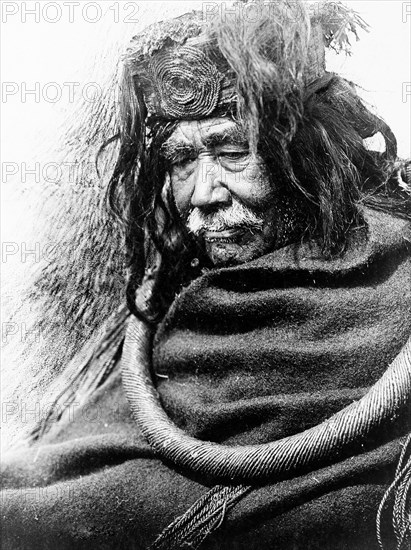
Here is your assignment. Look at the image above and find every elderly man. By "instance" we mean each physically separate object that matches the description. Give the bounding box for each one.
[2,1,410,549]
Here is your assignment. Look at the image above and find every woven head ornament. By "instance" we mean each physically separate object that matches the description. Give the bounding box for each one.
[123,1,368,125]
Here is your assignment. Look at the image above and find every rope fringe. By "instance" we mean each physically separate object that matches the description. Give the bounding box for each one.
[376,433,411,550]
[150,485,251,550]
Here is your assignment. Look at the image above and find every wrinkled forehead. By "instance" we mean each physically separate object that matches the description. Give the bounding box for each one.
[164,118,248,149]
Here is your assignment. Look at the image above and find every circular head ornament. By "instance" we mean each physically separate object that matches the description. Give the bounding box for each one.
[126,2,369,123]
[149,45,223,119]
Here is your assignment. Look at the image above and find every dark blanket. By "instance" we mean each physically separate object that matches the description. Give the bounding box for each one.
[1,208,411,550]
[153,210,411,446]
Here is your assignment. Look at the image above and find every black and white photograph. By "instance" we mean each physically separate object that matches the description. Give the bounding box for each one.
[1,1,410,548]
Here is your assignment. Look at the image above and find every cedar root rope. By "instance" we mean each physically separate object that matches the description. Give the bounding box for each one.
[121,314,411,482]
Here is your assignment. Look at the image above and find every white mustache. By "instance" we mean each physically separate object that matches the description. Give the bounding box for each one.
[187,200,264,235]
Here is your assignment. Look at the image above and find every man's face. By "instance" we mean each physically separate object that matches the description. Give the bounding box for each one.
[163,117,282,266]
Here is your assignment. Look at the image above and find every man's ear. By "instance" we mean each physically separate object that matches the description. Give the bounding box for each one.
[156,173,188,252]
[161,173,173,213]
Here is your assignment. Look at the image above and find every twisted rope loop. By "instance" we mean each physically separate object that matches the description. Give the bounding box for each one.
[121,315,411,482]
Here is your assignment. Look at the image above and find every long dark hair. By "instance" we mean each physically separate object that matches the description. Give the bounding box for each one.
[106,10,410,321]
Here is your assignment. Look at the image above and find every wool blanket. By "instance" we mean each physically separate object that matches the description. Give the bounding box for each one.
[1,208,411,549]
[152,210,411,448]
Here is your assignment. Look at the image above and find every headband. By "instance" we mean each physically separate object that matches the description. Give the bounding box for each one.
[124,1,368,121]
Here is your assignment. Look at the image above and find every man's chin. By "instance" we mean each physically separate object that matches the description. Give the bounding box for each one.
[205,240,263,266]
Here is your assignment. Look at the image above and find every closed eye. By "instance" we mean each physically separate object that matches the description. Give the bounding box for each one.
[161,141,197,168]
[218,151,249,161]
[171,155,197,168]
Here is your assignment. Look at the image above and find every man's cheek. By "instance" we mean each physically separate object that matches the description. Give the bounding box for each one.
[171,180,192,215]
[232,173,273,207]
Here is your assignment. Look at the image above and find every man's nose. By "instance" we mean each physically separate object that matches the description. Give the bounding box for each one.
[190,155,231,209]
